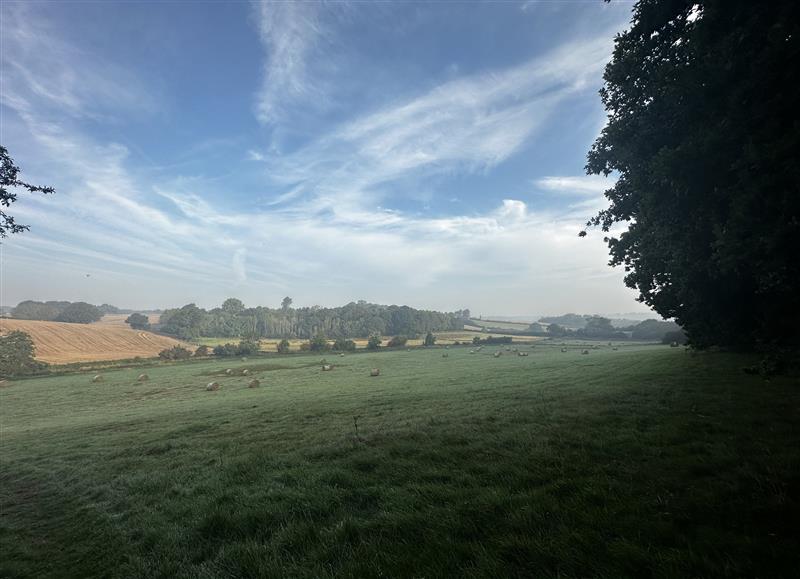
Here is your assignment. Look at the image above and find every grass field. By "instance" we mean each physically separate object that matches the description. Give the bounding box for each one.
[0,318,186,364]
[1,344,798,578]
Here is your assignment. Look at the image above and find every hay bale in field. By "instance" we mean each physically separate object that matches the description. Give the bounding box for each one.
[241,357,248,362]
[322,364,333,371]
[442,353,448,358]
[505,346,510,351]
[670,341,679,347]
[469,349,475,354]
[137,373,149,382]
[518,351,528,357]
[225,368,233,375]
[561,348,568,353]
[612,347,618,351]
[339,353,345,357]
[445,345,450,349]
[242,369,249,376]
[92,374,103,383]
[248,379,260,388]
[206,381,220,391]
[582,349,590,355]
[370,368,380,377]
[493,351,501,358]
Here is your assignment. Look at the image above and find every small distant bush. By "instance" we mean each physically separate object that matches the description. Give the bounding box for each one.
[333,338,356,351]
[0,331,48,377]
[366,336,381,350]
[308,334,330,352]
[423,332,436,346]
[387,336,408,348]
[125,313,151,330]
[194,345,210,357]
[213,343,236,357]
[473,336,512,345]
[276,339,291,354]
[236,339,261,356]
[213,340,259,357]
[158,345,192,361]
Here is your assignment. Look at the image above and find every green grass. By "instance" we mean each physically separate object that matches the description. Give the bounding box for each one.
[1,344,798,578]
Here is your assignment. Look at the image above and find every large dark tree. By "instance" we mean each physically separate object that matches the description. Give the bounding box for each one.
[0,146,54,238]
[584,0,799,349]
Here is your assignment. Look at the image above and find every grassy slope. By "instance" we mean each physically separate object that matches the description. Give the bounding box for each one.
[1,344,798,578]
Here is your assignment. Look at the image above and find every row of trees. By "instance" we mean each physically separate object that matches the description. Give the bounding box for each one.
[529,316,684,343]
[11,301,103,324]
[159,299,466,341]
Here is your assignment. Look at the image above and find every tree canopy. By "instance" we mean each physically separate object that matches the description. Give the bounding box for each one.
[584,0,799,350]
[0,331,47,377]
[0,146,54,238]
[125,313,151,331]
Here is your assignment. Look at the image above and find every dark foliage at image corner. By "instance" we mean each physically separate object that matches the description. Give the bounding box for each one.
[585,0,800,351]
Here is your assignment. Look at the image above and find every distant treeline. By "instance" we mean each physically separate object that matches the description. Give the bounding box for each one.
[159,299,467,340]
[529,316,685,343]
[9,301,160,323]
[10,301,103,324]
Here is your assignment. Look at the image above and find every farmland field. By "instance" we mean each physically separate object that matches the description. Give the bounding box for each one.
[191,330,542,352]
[0,318,186,364]
[1,344,798,578]
[468,318,532,332]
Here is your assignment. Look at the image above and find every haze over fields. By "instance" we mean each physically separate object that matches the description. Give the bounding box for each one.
[0,0,651,317]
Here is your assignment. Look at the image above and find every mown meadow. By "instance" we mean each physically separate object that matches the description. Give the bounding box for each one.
[1,343,798,578]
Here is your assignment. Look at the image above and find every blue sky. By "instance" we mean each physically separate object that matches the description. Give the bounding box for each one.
[1,0,650,317]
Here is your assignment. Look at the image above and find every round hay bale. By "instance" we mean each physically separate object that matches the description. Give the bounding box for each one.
[670,341,679,347]
[505,346,510,351]
[339,353,345,357]
[248,379,260,388]
[582,349,590,355]
[92,374,103,383]
[206,381,220,391]
[442,353,448,358]
[560,347,568,353]
[242,369,249,376]
[241,357,248,362]
[469,349,475,354]
[322,364,333,371]
[225,369,233,375]
[493,351,501,358]
[612,347,618,351]
[137,373,149,382]
[518,351,528,357]
[370,368,380,377]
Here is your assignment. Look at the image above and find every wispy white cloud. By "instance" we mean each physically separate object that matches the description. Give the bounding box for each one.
[535,175,614,196]
[254,0,329,125]
[0,3,155,120]
[252,30,616,216]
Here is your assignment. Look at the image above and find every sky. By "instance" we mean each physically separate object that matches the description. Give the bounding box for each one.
[0,0,651,317]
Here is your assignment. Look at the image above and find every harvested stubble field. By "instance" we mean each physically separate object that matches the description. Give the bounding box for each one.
[0,318,185,364]
[1,344,798,578]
